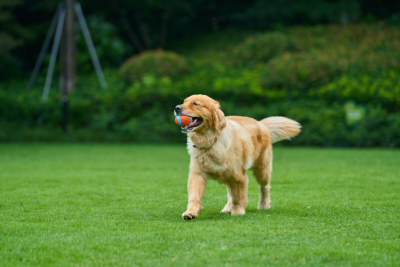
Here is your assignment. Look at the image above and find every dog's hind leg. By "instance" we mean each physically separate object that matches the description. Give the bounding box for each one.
[221,186,232,213]
[253,146,273,209]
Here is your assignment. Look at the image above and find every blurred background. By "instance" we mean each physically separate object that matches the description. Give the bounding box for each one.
[1,0,399,147]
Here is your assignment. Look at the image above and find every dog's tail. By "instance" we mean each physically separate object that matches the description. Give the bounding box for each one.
[261,116,301,144]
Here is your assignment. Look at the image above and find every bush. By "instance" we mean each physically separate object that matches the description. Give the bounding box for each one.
[234,32,297,66]
[352,108,400,148]
[2,23,400,147]
[120,50,189,84]
[259,49,347,92]
[225,100,400,148]
[2,71,400,147]
[313,71,400,112]
[260,24,400,92]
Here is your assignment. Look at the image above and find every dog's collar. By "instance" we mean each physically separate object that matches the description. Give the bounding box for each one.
[193,137,217,149]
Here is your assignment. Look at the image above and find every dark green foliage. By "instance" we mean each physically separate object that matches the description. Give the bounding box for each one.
[314,71,400,112]
[234,32,297,66]
[224,100,400,148]
[120,50,189,84]
[231,0,362,27]
[76,15,131,73]
[3,0,400,77]
[2,23,400,147]
[0,0,26,79]
[0,50,20,80]
[353,108,400,148]
[260,24,400,92]
[2,70,400,147]
[260,50,345,91]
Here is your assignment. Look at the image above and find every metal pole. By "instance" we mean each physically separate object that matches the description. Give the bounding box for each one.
[27,5,60,91]
[74,2,107,89]
[61,95,68,132]
[60,0,76,94]
[42,6,66,101]
[59,0,76,133]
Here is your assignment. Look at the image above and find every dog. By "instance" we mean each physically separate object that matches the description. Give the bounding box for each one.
[174,94,301,220]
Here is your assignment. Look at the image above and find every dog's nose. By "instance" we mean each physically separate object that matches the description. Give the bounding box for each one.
[174,105,183,114]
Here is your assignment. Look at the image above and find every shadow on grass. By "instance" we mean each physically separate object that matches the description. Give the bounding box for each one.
[174,206,318,222]
[141,203,322,224]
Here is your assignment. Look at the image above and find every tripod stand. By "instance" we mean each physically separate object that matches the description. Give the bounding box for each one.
[28,0,106,99]
[27,0,106,132]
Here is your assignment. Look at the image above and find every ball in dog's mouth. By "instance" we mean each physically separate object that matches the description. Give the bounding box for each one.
[181,117,203,132]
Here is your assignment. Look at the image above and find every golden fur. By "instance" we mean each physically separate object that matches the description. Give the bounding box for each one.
[176,95,301,220]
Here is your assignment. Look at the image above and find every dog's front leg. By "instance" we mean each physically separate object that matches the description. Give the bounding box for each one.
[228,174,248,215]
[182,171,206,220]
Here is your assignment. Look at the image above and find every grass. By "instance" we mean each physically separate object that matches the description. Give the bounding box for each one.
[1,144,399,266]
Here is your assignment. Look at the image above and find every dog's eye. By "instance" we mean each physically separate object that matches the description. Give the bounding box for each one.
[193,102,200,106]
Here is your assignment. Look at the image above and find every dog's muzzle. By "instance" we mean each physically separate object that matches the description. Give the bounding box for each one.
[174,105,183,115]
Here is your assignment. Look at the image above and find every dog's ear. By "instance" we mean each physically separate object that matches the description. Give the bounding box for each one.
[210,101,226,134]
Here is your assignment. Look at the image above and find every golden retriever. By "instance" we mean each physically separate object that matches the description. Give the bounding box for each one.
[174,94,301,220]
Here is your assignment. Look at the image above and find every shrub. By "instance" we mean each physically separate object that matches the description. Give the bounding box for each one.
[2,24,400,147]
[226,100,400,148]
[259,49,348,91]
[120,50,189,84]
[234,32,297,66]
[352,108,400,148]
[259,24,400,92]
[313,71,400,112]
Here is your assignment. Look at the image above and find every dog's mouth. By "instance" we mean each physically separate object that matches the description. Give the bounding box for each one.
[181,116,203,133]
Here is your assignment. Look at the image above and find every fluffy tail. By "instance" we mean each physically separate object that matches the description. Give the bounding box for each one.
[261,116,301,144]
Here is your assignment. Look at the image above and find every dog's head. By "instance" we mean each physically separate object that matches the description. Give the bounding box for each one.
[174,94,226,135]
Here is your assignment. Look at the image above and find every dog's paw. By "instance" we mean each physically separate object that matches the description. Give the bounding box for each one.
[220,202,232,213]
[182,210,198,220]
[220,207,231,213]
[257,202,270,210]
[230,207,245,216]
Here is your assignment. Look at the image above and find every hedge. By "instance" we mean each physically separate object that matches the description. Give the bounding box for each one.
[1,23,400,147]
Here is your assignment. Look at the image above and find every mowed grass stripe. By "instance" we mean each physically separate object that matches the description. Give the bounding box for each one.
[0,144,399,266]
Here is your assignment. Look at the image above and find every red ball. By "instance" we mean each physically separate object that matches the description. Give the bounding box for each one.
[175,116,192,126]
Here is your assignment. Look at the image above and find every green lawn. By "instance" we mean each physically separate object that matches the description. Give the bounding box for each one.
[1,144,399,266]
